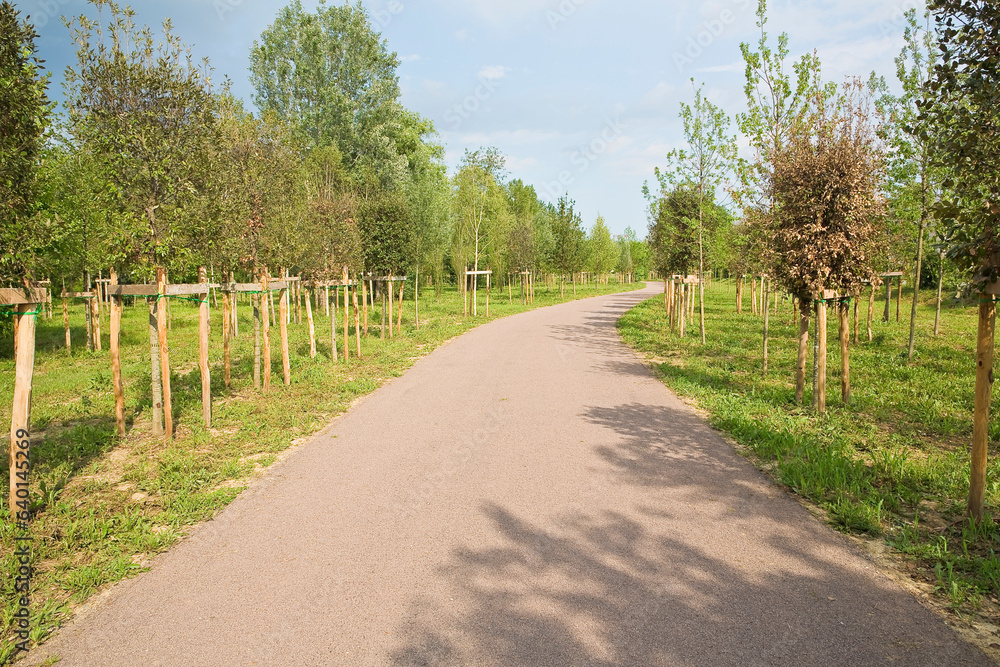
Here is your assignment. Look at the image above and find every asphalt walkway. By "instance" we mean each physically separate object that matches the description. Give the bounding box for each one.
[25,283,991,666]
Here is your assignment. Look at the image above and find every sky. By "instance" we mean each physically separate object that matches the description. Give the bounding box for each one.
[25,0,925,236]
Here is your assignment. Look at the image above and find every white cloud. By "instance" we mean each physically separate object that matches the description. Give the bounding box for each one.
[400,54,421,63]
[478,65,507,80]
[455,28,469,42]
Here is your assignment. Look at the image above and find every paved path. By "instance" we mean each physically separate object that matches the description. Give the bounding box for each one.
[26,284,990,666]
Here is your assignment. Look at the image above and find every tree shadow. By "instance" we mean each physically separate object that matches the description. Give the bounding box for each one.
[389,399,990,666]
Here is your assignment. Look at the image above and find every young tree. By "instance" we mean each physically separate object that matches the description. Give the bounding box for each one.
[588,215,618,282]
[250,0,411,192]
[924,0,1000,521]
[657,81,738,343]
[770,79,886,405]
[550,195,585,297]
[0,1,51,285]
[452,148,511,310]
[64,0,218,276]
[876,10,948,361]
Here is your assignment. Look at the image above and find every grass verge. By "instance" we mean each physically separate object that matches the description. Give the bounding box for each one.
[0,279,642,664]
[617,281,1000,652]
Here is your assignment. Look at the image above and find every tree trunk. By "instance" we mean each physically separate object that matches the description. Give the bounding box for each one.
[934,251,945,336]
[795,299,810,405]
[908,220,926,361]
[840,298,851,405]
[253,294,261,388]
[762,278,770,374]
[110,269,125,437]
[156,267,173,439]
[969,298,996,522]
[197,267,212,427]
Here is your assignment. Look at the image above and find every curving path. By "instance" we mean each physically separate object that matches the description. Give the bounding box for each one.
[26,284,990,666]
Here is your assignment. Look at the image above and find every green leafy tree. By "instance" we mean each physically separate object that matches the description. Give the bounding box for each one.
[656,80,738,343]
[550,195,585,297]
[250,0,411,192]
[924,0,1000,521]
[452,148,511,299]
[64,0,218,276]
[875,9,949,360]
[0,1,51,285]
[588,215,617,280]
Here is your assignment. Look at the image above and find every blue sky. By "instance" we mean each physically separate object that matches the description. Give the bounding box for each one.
[26,0,924,236]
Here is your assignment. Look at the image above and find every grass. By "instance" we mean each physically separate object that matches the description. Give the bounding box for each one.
[0,277,642,664]
[617,280,1000,633]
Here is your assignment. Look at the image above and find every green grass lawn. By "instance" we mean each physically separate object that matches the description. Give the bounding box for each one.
[618,280,1000,631]
[0,278,642,664]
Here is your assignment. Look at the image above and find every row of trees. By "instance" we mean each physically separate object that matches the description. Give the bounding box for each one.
[1,0,647,303]
[645,0,1000,519]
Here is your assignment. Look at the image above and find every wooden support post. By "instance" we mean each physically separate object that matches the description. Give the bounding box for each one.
[353,283,361,359]
[763,278,770,374]
[816,297,828,414]
[853,295,860,344]
[397,280,403,334]
[262,271,272,394]
[156,268,173,440]
[330,287,339,362]
[198,267,212,426]
[362,279,369,335]
[62,294,70,354]
[9,302,37,519]
[84,272,93,352]
[306,287,316,359]
[325,285,330,318]
[485,273,490,317]
[231,273,239,338]
[896,277,903,323]
[295,277,302,325]
[148,298,163,435]
[381,287,387,340]
[884,278,892,323]
[388,278,395,338]
[110,269,125,437]
[679,284,686,338]
[969,297,996,522]
[279,286,291,386]
[253,293,261,389]
[839,298,851,405]
[795,299,810,405]
[223,286,232,389]
[343,275,350,362]
[269,288,276,328]
[868,284,876,342]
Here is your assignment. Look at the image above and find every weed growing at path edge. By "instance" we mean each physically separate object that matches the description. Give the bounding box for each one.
[0,281,642,663]
[618,281,1000,638]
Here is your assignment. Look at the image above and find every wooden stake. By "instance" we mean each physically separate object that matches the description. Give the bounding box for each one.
[816,297,828,414]
[279,286,291,386]
[868,283,876,342]
[762,278,770,374]
[795,299,810,405]
[156,268,173,440]
[839,298,851,405]
[253,293,261,389]
[343,273,350,361]
[398,280,404,333]
[896,277,903,323]
[969,298,996,522]
[485,273,490,317]
[362,279,369,335]
[381,287,387,340]
[198,267,212,427]
[62,294,70,354]
[388,277,395,338]
[884,278,892,323]
[8,302,37,519]
[148,298,163,435]
[306,287,316,358]
[354,283,361,359]
[84,272,93,352]
[853,295,860,344]
[110,269,125,437]
[262,272,272,394]
[223,286,231,390]
[330,287,338,362]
